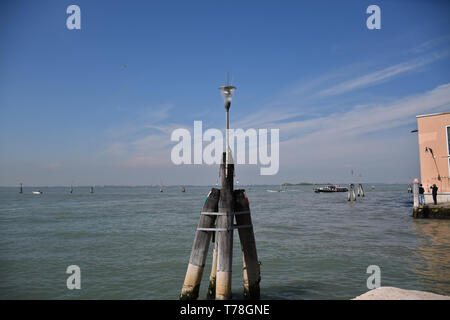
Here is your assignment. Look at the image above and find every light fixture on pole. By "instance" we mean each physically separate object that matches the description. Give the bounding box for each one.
[218,85,236,176]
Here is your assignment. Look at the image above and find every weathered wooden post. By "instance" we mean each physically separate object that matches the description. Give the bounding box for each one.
[206,239,218,299]
[216,152,234,300]
[234,189,260,299]
[358,184,365,197]
[413,180,419,208]
[348,184,356,201]
[180,188,220,300]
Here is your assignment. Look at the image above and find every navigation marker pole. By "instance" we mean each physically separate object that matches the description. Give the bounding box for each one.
[180,81,260,300]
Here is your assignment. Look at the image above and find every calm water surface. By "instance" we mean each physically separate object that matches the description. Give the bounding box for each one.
[0,184,449,299]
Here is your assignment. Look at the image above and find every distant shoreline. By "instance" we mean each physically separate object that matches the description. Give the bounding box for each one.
[0,182,410,188]
[282,182,333,186]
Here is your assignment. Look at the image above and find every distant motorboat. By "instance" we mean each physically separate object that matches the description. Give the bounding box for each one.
[314,185,348,193]
[266,185,286,193]
[32,191,43,195]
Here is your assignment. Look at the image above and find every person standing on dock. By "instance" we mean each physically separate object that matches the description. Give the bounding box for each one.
[419,184,425,205]
[430,184,438,205]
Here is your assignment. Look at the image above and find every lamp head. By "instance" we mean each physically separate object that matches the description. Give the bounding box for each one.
[218,85,236,110]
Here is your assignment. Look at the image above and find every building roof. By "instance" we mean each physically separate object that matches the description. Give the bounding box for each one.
[416,111,450,118]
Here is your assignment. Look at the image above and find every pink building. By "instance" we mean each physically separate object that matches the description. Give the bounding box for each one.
[417,112,450,203]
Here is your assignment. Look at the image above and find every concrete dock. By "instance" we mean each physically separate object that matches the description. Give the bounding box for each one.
[413,203,450,219]
[353,287,450,300]
[412,182,450,219]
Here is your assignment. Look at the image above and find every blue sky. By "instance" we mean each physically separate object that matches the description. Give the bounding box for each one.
[1,0,450,186]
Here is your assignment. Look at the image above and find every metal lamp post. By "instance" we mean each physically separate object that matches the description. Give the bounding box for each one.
[218,85,236,176]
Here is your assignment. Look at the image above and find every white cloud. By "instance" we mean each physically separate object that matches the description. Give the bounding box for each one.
[408,35,450,54]
[318,51,449,97]
[267,83,450,147]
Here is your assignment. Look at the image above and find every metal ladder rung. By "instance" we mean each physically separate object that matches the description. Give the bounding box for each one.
[200,211,250,216]
[197,224,253,232]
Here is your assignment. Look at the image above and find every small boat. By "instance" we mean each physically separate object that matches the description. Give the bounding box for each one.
[90,186,94,193]
[32,191,43,195]
[314,185,348,193]
[267,185,286,193]
[181,187,185,192]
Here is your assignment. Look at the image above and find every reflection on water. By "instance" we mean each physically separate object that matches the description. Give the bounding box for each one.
[412,220,450,295]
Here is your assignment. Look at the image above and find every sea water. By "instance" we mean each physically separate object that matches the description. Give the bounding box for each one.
[0,184,449,299]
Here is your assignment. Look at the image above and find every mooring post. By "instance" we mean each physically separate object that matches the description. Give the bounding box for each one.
[413,180,419,208]
[348,184,356,201]
[234,189,260,299]
[180,188,220,300]
[359,184,365,197]
[181,82,261,300]
[206,240,218,299]
[216,152,234,300]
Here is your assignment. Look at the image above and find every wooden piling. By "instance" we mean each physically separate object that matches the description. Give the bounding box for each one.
[215,152,234,300]
[348,184,356,201]
[234,189,260,299]
[180,188,220,300]
[413,181,419,208]
[206,240,218,299]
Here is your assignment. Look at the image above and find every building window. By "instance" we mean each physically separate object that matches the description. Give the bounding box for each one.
[447,126,450,177]
[447,126,450,153]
